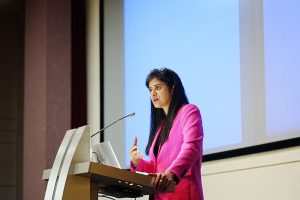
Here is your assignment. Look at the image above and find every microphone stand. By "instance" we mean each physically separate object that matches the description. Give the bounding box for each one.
[91,112,135,138]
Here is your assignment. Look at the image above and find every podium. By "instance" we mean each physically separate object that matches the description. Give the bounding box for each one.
[42,126,174,200]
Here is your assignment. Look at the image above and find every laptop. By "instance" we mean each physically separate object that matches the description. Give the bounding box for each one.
[91,141,122,169]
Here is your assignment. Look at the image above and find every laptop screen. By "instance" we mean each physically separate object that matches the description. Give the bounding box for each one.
[91,141,121,169]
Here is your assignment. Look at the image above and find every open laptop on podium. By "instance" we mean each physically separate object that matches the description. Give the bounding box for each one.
[91,141,122,169]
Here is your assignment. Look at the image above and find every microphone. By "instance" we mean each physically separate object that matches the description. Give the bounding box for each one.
[91,112,135,137]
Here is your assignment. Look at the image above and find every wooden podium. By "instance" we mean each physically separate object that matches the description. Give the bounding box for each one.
[42,126,174,200]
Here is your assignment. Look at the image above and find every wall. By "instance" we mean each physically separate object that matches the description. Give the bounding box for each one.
[0,14,23,200]
[87,0,100,145]
[23,0,72,199]
[202,146,300,200]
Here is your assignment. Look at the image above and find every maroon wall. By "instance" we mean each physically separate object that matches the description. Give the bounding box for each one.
[23,0,71,199]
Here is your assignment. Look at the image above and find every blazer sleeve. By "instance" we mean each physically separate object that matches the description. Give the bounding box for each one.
[166,104,203,181]
[130,158,156,173]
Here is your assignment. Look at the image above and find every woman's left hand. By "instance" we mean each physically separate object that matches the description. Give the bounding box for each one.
[150,171,176,192]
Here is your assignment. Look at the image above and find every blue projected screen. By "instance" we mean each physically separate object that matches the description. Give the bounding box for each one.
[264,0,300,137]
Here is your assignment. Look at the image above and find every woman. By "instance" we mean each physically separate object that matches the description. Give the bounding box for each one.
[130,68,204,200]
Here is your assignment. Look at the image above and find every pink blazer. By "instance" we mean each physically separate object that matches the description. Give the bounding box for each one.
[131,104,204,200]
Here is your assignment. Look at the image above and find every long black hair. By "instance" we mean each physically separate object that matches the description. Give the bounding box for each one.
[145,68,189,155]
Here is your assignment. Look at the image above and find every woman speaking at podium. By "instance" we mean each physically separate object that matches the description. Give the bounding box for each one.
[129,68,204,200]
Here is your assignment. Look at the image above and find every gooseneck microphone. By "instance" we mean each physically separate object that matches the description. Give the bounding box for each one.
[91,112,135,138]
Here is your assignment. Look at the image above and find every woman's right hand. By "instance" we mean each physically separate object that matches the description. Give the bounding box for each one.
[130,136,143,167]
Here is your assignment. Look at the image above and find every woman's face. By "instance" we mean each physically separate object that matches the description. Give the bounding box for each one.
[148,78,172,114]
